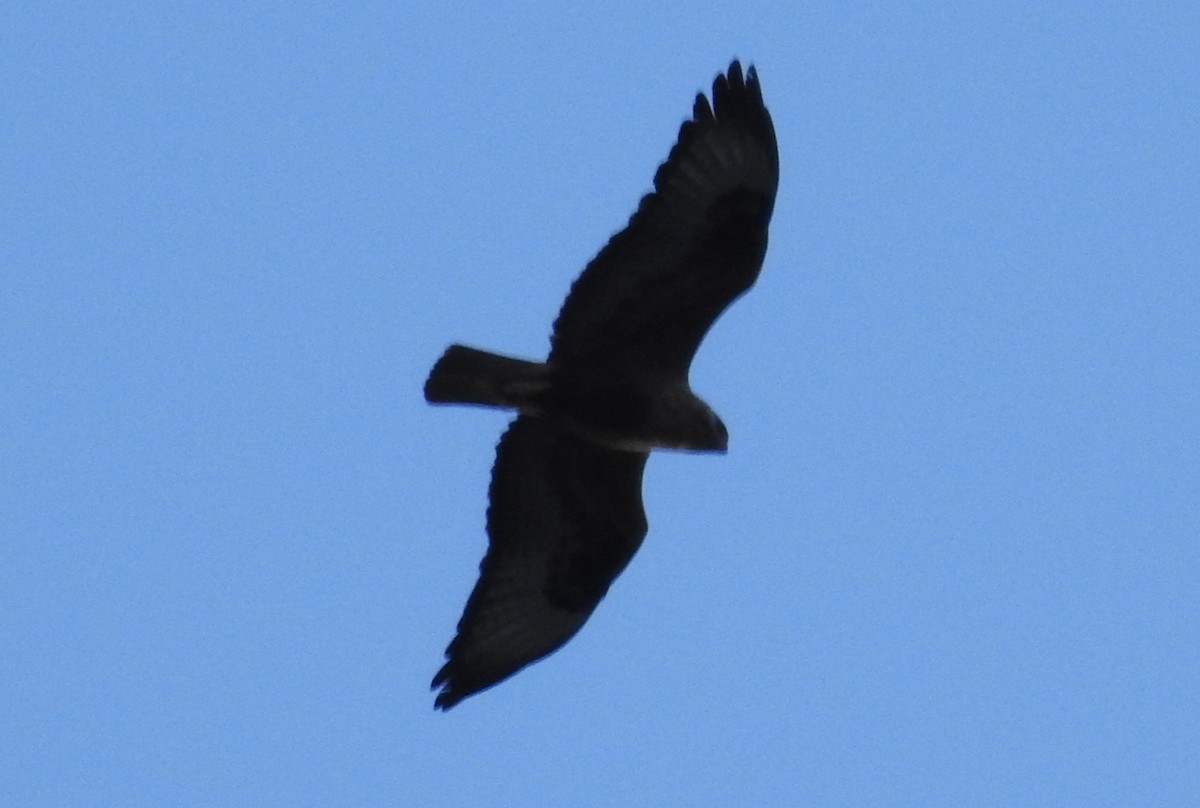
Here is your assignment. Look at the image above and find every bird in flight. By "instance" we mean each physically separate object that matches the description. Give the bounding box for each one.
[425,60,779,710]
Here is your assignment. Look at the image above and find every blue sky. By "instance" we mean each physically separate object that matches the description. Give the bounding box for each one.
[3,2,1198,805]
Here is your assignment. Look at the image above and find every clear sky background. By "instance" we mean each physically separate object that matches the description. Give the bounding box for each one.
[3,2,1198,806]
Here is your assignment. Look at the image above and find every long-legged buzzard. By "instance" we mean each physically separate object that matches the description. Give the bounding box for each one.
[424,61,779,710]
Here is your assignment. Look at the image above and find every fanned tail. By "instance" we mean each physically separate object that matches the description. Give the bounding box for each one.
[424,344,549,410]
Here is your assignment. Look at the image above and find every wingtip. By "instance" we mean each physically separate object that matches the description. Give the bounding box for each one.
[431,664,464,711]
[432,691,460,711]
[726,58,745,86]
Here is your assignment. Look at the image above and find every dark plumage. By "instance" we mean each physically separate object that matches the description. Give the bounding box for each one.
[425,60,779,709]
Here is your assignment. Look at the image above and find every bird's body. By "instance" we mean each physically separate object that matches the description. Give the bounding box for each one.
[425,61,779,710]
[426,344,725,453]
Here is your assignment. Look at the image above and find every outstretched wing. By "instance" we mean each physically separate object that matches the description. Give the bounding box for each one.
[432,417,649,710]
[548,60,779,378]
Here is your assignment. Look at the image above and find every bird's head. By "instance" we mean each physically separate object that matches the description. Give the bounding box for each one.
[666,396,728,453]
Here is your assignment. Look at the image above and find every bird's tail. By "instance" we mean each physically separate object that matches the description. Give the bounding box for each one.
[424,344,550,410]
